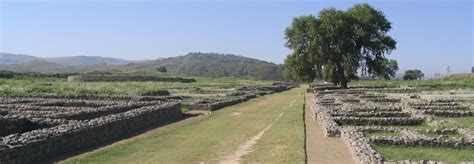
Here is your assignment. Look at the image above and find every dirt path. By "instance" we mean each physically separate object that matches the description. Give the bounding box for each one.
[305,92,355,164]
[220,99,297,164]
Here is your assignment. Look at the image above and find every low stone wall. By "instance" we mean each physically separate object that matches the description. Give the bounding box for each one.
[311,85,474,163]
[409,100,473,117]
[0,94,185,102]
[330,111,410,118]
[342,104,402,112]
[67,75,196,83]
[0,102,182,163]
[369,136,473,148]
[342,126,474,163]
[3,101,162,120]
[312,104,341,137]
[191,84,296,111]
[333,116,423,126]
[341,127,384,163]
[313,93,342,137]
[422,110,474,117]
[188,96,250,111]
[0,117,66,137]
[367,128,473,148]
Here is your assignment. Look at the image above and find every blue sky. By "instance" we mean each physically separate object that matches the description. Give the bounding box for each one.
[0,0,472,76]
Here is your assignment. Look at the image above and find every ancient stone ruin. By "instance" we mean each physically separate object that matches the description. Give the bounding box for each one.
[310,84,474,163]
[0,97,182,163]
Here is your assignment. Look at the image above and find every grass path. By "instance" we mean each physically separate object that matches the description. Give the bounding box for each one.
[236,97,305,163]
[62,87,305,163]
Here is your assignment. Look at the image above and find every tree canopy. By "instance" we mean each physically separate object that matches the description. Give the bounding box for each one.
[403,69,424,80]
[283,3,397,88]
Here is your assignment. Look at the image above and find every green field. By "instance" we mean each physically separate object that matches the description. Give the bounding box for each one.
[373,144,474,163]
[0,75,272,96]
[62,87,305,163]
[350,73,474,90]
[2,72,473,163]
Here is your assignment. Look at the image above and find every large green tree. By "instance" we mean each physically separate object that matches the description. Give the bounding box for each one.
[284,4,397,88]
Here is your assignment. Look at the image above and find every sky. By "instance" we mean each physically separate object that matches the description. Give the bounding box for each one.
[0,0,473,76]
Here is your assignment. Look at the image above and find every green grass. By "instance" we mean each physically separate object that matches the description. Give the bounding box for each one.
[430,116,474,131]
[373,144,474,163]
[363,131,402,137]
[419,130,464,139]
[62,87,305,163]
[240,91,305,163]
[350,73,474,90]
[0,76,272,96]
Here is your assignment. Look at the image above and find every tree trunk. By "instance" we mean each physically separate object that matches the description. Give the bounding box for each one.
[341,79,348,89]
[335,62,348,89]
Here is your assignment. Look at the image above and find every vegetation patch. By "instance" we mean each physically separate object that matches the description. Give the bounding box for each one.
[240,91,305,163]
[373,144,474,163]
[67,75,196,83]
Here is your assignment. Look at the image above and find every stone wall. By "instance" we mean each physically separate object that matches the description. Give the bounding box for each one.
[188,96,250,111]
[2,100,162,120]
[0,94,185,101]
[0,103,182,163]
[315,107,341,137]
[0,117,66,137]
[190,84,297,111]
[310,85,474,163]
[341,127,384,163]
[333,116,423,126]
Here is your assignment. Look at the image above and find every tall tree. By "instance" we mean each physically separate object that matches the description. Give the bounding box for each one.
[284,3,396,88]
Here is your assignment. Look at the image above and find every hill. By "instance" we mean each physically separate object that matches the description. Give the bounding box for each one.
[120,53,284,80]
[0,60,77,73]
[0,52,284,80]
[0,53,41,65]
[0,52,131,66]
[46,56,130,66]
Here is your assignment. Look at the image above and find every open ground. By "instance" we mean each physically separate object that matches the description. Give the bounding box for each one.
[62,87,306,163]
[1,73,473,163]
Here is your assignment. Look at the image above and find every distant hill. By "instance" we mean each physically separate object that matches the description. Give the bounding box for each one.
[0,52,131,66]
[120,53,284,80]
[0,52,284,80]
[0,53,41,65]
[0,60,76,73]
[45,56,130,66]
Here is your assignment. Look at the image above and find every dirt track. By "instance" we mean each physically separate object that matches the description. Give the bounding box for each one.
[305,93,355,164]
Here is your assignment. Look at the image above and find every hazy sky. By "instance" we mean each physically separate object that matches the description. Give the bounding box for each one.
[0,0,473,76]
